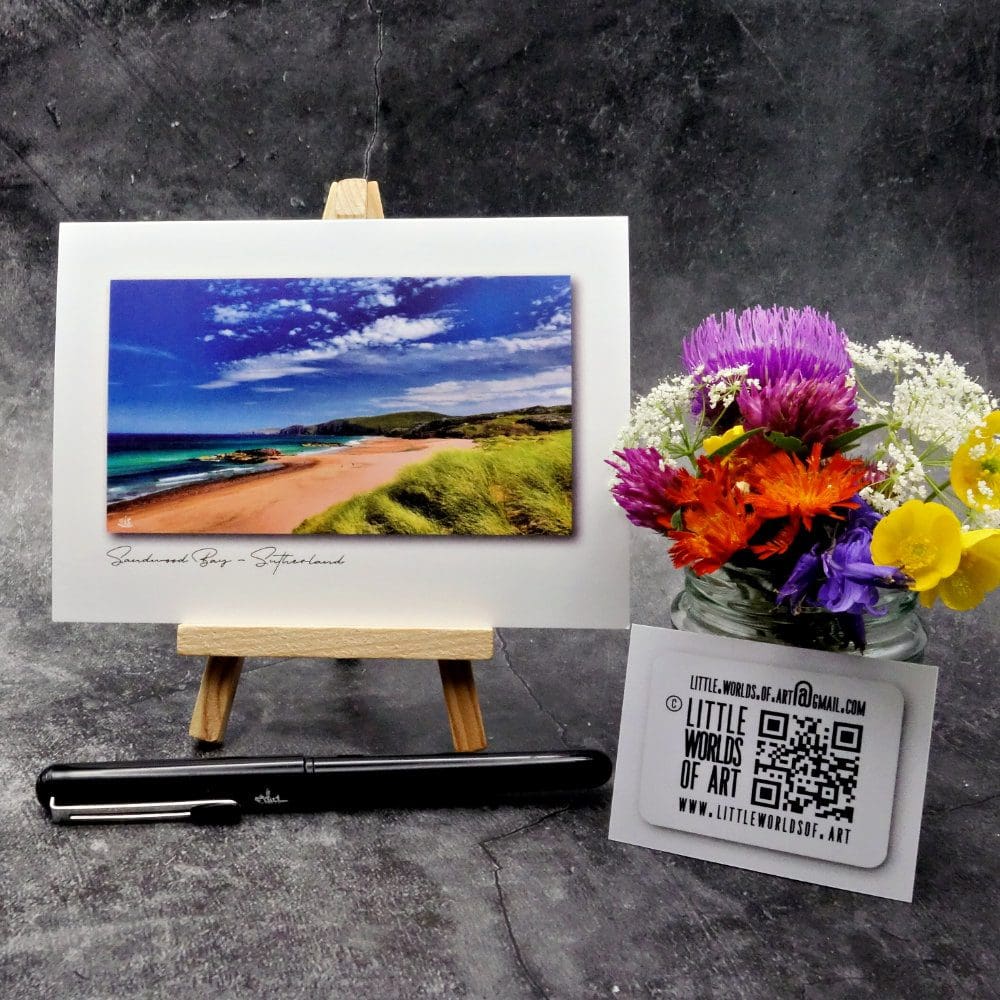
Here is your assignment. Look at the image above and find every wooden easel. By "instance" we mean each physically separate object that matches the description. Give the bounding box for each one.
[179,179,493,753]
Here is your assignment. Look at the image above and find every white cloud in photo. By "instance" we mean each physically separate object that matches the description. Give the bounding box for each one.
[477,330,571,355]
[205,278,474,334]
[291,277,395,298]
[531,284,571,307]
[211,303,254,324]
[304,318,572,379]
[111,342,179,361]
[207,327,250,342]
[197,360,324,389]
[380,327,570,367]
[543,308,571,330]
[357,292,398,309]
[377,366,572,412]
[418,277,465,289]
[252,386,295,393]
[197,314,451,389]
[210,297,315,326]
[360,315,447,343]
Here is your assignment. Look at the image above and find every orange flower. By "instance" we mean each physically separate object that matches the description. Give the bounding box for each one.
[668,497,762,575]
[747,444,869,557]
[665,457,762,574]
[724,434,779,482]
[663,455,733,509]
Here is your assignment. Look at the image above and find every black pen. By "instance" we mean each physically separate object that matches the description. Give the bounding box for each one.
[36,749,613,825]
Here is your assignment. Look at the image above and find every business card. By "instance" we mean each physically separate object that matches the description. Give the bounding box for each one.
[639,657,903,868]
[609,626,938,901]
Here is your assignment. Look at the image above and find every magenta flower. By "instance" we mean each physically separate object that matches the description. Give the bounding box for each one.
[682,305,858,442]
[606,447,679,535]
[737,373,858,445]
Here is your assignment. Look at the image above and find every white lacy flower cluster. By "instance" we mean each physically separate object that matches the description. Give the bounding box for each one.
[969,504,1000,530]
[618,364,760,458]
[849,338,996,449]
[617,365,758,462]
[863,440,927,514]
[617,373,697,458]
[848,338,998,513]
[703,364,757,411]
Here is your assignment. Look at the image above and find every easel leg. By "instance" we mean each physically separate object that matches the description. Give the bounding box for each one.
[438,659,487,752]
[189,655,245,745]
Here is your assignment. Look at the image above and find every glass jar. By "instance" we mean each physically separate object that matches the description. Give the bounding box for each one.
[669,563,927,661]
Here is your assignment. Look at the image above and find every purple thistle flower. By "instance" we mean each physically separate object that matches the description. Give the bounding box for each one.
[737,373,857,445]
[606,447,679,535]
[684,305,853,383]
[683,305,858,441]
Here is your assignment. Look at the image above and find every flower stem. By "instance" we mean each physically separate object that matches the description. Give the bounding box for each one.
[923,475,951,502]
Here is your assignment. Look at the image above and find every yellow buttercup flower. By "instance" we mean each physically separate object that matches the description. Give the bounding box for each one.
[952,410,1000,511]
[704,424,746,456]
[920,529,1000,611]
[870,499,963,591]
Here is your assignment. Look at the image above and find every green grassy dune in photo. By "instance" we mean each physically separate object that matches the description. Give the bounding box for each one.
[293,430,573,536]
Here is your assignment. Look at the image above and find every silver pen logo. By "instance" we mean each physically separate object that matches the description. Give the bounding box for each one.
[254,787,289,806]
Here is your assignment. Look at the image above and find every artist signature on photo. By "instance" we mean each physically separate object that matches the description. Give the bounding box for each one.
[105,544,346,574]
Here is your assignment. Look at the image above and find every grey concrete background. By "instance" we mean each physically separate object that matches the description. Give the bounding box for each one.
[2,1,999,997]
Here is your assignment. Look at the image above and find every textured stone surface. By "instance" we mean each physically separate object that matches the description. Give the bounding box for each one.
[2,2,999,997]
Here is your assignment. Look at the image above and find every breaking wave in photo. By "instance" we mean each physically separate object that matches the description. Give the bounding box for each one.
[107,433,359,505]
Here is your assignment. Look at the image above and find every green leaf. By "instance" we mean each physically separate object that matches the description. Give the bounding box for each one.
[828,422,888,452]
[707,426,764,460]
[764,431,806,454]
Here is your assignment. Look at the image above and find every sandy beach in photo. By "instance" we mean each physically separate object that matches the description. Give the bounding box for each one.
[107,437,476,535]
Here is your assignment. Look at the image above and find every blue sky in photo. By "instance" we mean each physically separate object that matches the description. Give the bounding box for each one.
[107,275,572,433]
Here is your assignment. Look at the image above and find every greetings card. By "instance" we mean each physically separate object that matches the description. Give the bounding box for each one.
[610,626,938,901]
[52,218,630,627]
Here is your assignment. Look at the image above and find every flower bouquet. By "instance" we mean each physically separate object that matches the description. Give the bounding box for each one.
[609,305,1000,657]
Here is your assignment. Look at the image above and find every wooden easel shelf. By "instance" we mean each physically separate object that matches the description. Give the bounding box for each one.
[181,624,494,753]
[178,179,495,754]
[178,625,495,660]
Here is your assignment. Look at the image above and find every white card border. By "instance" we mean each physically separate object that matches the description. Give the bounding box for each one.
[609,625,938,901]
[52,217,631,628]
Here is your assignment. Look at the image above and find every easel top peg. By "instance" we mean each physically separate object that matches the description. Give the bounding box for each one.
[322,179,384,220]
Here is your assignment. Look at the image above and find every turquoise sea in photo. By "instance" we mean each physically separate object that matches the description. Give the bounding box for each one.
[107,433,358,504]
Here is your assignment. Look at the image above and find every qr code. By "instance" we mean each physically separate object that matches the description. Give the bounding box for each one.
[750,710,862,822]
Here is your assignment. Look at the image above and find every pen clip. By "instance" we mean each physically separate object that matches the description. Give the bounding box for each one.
[48,797,242,825]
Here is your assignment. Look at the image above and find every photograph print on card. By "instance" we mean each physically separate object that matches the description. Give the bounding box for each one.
[107,275,573,537]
